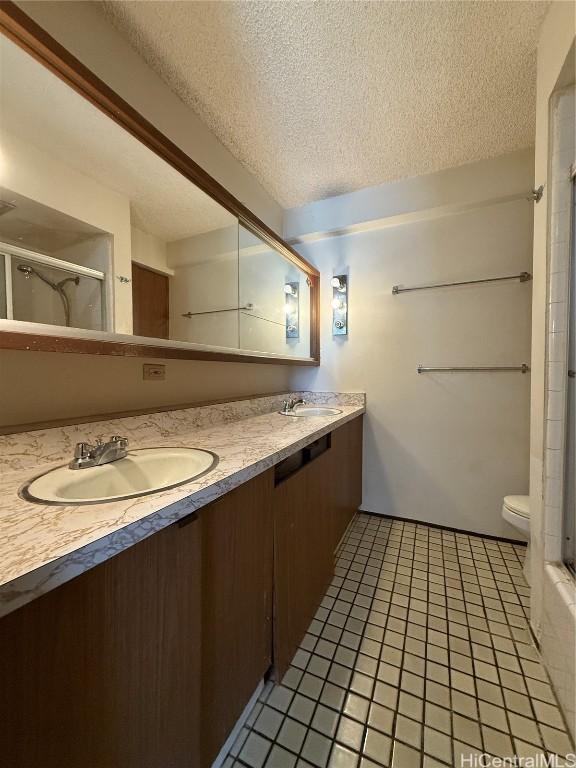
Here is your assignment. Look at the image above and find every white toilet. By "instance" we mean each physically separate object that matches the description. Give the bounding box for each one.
[502,495,530,537]
[502,494,531,582]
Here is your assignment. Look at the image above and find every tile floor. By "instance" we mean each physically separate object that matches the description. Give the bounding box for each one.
[224,514,575,768]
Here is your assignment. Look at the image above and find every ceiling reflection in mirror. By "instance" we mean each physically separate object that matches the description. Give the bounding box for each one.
[0,33,313,360]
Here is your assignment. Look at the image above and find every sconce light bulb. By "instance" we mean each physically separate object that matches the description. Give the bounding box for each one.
[331,277,342,289]
[332,297,344,310]
[284,283,296,295]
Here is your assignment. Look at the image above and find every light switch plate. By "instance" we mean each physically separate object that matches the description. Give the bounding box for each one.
[143,364,166,381]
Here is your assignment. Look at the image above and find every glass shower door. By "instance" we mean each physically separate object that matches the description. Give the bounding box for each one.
[1,248,106,331]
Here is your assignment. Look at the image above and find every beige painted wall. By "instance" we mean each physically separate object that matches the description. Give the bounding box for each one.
[0,350,290,428]
[131,227,172,277]
[1,1,292,429]
[289,150,534,539]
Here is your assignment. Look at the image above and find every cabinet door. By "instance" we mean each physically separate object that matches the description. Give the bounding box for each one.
[331,416,364,549]
[0,515,202,768]
[273,448,334,679]
[201,469,274,767]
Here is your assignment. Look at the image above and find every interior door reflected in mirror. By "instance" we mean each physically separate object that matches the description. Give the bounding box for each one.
[0,29,317,362]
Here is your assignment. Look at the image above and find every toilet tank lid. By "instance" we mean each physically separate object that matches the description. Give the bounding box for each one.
[504,495,530,518]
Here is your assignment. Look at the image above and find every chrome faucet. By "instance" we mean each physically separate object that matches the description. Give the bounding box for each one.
[281,398,307,414]
[69,436,129,470]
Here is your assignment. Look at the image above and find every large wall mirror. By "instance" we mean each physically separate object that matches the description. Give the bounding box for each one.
[0,10,319,364]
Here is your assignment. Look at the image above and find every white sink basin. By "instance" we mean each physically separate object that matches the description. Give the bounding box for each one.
[20,447,218,505]
[280,406,343,417]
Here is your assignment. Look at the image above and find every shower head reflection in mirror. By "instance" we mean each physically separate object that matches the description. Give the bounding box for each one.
[16,263,79,327]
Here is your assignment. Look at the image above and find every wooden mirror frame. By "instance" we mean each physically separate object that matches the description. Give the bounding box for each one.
[0,2,320,366]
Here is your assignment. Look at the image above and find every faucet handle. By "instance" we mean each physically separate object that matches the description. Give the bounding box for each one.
[73,442,93,459]
[110,435,129,447]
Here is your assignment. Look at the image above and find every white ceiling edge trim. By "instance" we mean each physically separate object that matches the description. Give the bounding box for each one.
[287,190,535,247]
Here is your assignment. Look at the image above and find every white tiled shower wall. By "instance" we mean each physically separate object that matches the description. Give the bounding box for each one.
[541,84,576,737]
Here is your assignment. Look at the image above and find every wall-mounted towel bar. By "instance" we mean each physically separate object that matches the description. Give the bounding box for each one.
[417,364,530,374]
[392,272,532,295]
[182,304,254,318]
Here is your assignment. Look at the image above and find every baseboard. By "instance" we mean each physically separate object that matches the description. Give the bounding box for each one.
[358,509,527,547]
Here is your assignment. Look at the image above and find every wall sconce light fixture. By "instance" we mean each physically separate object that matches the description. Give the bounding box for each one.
[332,274,348,335]
[285,281,299,338]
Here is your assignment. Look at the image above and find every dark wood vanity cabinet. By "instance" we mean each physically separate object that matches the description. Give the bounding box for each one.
[0,416,363,767]
[0,512,203,768]
[273,416,364,678]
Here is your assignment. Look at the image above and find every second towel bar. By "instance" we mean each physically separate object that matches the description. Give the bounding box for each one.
[392,272,532,295]
[417,364,530,374]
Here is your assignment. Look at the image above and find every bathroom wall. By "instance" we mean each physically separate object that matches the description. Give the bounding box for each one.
[131,227,173,277]
[287,150,534,539]
[168,227,239,348]
[168,225,312,356]
[528,0,576,737]
[1,1,292,430]
[0,350,291,429]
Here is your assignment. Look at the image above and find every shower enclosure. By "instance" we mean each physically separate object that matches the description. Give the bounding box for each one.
[564,173,575,572]
[0,243,106,331]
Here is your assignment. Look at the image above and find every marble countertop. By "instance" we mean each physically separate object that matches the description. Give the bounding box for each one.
[0,392,365,617]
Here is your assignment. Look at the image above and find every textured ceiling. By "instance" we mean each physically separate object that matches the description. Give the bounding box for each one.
[101,0,548,209]
[0,36,234,242]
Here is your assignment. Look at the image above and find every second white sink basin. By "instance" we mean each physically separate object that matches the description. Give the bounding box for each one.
[281,406,343,417]
[21,447,218,505]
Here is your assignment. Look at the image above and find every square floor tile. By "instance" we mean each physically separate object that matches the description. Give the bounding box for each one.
[481,725,514,758]
[308,655,332,679]
[453,714,482,749]
[239,732,272,768]
[532,700,566,730]
[363,728,392,766]
[267,745,298,768]
[312,704,340,738]
[268,685,295,713]
[394,714,421,748]
[321,683,347,711]
[425,702,451,735]
[300,673,325,700]
[289,693,316,725]
[368,702,394,736]
[391,740,420,768]
[277,718,307,753]
[344,692,370,723]
[328,744,359,768]
[336,716,364,752]
[302,729,333,768]
[424,726,452,763]
[254,706,284,740]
